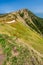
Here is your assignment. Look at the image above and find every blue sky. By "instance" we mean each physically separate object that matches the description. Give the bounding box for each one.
[0,0,43,17]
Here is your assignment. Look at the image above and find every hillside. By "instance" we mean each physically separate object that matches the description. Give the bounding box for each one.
[0,9,43,65]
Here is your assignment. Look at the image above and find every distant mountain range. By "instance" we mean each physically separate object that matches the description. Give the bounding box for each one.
[0,9,43,65]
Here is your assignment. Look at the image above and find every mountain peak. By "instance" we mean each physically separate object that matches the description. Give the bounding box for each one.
[0,9,43,34]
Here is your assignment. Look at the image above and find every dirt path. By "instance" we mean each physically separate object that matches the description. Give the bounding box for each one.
[0,47,5,65]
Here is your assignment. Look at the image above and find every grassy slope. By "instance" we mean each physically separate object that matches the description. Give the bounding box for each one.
[0,34,43,65]
[0,9,43,65]
[9,20,43,54]
[0,20,43,54]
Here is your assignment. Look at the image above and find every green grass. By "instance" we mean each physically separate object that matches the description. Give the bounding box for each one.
[0,20,43,54]
[9,20,43,54]
[0,34,43,65]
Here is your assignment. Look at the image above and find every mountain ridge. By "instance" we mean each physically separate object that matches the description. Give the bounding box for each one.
[0,9,43,34]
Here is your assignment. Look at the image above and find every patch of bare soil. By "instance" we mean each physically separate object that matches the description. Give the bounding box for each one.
[0,47,5,65]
